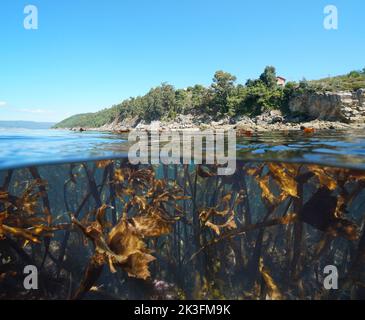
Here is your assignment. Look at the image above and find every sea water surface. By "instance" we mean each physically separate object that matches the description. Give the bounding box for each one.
[0,127,365,170]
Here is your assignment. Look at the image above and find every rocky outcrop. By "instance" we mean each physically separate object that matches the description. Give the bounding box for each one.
[100,116,140,131]
[289,89,365,123]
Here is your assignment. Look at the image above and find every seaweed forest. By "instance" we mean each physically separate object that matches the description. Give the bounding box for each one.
[0,160,365,300]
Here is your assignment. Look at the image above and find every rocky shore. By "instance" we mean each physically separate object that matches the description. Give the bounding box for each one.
[70,113,365,134]
[69,89,365,134]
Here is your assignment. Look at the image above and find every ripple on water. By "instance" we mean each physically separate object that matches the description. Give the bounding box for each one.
[0,128,365,170]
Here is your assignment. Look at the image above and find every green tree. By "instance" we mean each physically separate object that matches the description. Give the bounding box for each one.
[175,89,191,115]
[185,85,210,114]
[298,78,310,91]
[227,84,247,116]
[348,70,362,78]
[210,70,237,115]
[245,78,261,87]
[259,66,277,88]
[280,81,297,114]
[143,83,176,122]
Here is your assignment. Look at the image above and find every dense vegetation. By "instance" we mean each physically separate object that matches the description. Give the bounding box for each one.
[308,68,365,92]
[54,67,365,128]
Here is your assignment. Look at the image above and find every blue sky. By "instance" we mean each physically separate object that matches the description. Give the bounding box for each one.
[0,0,364,122]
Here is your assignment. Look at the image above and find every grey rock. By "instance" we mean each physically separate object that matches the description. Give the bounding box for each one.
[289,89,365,123]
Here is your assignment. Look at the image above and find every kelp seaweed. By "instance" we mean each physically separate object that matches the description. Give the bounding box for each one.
[0,160,365,300]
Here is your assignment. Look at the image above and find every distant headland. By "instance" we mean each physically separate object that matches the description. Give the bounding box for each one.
[0,121,55,130]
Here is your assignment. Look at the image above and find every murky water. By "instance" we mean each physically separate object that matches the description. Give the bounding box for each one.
[1,159,364,300]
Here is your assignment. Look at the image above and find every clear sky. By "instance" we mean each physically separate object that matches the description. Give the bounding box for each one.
[0,0,364,122]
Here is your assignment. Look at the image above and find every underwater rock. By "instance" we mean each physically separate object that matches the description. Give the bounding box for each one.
[298,186,359,240]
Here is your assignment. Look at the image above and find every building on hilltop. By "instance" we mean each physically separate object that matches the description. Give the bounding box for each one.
[276,76,286,87]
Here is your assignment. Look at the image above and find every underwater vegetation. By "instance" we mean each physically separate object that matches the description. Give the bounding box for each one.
[0,160,365,300]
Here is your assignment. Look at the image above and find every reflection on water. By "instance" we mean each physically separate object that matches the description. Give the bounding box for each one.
[0,159,364,300]
[236,129,365,169]
[1,128,365,170]
[0,129,128,169]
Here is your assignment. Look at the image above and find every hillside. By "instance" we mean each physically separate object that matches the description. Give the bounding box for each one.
[53,104,122,129]
[53,67,365,129]
[307,70,365,92]
[0,120,55,129]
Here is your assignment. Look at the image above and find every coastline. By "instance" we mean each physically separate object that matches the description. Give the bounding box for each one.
[64,112,365,134]
[54,87,365,134]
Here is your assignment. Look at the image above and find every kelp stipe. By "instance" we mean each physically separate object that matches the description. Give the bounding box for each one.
[0,159,364,300]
